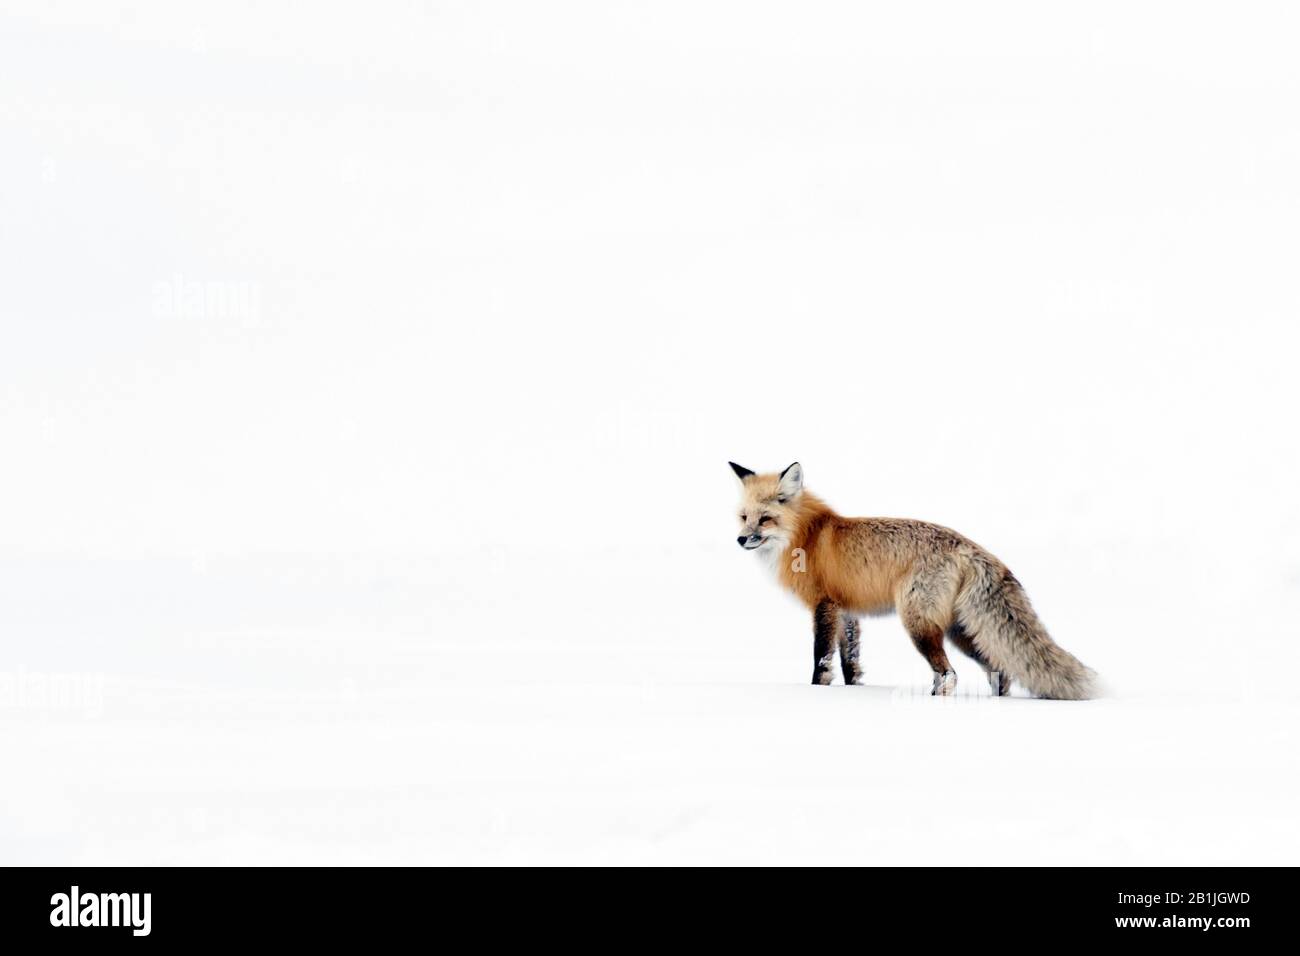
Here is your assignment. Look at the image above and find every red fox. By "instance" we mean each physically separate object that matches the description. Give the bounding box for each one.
[730,461,1097,699]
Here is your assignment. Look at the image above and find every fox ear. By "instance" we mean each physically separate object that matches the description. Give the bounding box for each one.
[777,462,803,501]
[728,461,755,481]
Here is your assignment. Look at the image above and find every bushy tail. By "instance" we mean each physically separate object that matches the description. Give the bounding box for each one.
[956,556,1097,700]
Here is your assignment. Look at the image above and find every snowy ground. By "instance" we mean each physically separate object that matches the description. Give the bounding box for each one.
[4,551,1297,865]
[3,3,1299,864]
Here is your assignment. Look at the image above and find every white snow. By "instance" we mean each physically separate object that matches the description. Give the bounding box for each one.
[2,1,1299,865]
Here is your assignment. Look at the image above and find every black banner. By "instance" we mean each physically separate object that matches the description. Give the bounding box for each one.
[0,866,1287,945]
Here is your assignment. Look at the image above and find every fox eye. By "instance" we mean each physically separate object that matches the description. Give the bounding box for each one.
[740,514,747,522]
[759,515,773,525]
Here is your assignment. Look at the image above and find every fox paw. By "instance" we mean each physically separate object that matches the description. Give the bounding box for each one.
[931,670,958,696]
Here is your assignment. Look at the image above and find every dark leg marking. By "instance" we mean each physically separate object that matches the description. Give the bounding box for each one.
[812,600,839,685]
[839,613,862,685]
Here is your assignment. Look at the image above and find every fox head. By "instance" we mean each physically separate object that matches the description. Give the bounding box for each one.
[729,461,802,552]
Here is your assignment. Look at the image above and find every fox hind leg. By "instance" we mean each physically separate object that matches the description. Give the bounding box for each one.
[899,571,959,696]
[908,625,957,696]
[947,623,1011,696]
[900,605,956,695]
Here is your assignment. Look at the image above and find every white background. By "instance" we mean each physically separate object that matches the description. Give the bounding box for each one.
[2,1,1298,864]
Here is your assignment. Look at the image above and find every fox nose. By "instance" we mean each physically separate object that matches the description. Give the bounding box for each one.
[737,535,748,547]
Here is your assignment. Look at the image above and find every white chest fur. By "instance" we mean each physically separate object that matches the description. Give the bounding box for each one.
[755,541,786,581]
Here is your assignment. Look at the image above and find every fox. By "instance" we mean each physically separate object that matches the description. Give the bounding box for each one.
[730,461,1097,699]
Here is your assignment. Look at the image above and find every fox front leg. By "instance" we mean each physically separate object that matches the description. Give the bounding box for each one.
[839,613,863,685]
[812,600,840,685]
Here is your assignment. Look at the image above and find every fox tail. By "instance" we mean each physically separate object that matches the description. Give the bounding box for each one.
[956,557,1097,700]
